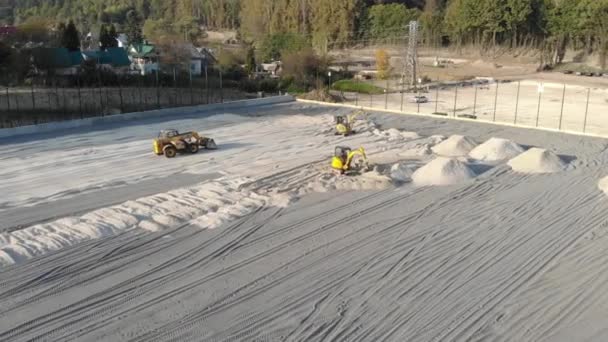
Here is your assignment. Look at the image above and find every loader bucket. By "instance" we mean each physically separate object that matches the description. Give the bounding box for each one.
[205,139,218,150]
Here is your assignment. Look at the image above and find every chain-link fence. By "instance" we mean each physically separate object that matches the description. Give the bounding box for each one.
[334,73,608,136]
[0,71,282,128]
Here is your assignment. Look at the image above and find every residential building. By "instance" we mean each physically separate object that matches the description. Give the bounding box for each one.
[129,43,159,75]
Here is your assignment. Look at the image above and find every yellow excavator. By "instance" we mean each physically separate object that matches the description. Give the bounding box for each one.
[335,109,367,136]
[331,146,370,175]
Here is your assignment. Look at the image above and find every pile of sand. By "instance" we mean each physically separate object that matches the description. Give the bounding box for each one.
[598,176,608,195]
[507,148,566,174]
[432,135,478,157]
[469,138,524,161]
[412,157,476,186]
[307,170,393,192]
[373,128,421,141]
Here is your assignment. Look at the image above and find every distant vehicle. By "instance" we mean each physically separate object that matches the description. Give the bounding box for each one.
[409,95,429,103]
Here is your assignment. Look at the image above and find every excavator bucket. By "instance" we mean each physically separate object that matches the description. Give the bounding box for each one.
[350,149,370,172]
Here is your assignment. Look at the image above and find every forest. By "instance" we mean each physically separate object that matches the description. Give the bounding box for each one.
[3,0,608,68]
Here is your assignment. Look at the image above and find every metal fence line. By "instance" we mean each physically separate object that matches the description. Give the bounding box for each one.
[332,75,608,137]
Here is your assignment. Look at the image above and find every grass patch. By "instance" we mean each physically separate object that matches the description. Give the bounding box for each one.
[332,79,385,95]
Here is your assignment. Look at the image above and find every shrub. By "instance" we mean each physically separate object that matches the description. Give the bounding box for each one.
[332,79,385,94]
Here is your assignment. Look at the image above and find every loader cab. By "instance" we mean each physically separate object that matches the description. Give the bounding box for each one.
[335,115,347,125]
[159,129,179,139]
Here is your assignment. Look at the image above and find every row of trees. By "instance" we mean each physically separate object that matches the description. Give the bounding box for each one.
[6,1,608,69]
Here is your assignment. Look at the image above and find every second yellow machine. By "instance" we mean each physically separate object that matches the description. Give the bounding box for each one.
[153,129,217,158]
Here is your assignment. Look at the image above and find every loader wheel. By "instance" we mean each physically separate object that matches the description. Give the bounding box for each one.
[164,146,177,158]
[188,144,199,154]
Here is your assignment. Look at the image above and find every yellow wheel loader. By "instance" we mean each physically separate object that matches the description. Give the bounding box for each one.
[335,109,367,136]
[331,146,370,175]
[153,129,217,158]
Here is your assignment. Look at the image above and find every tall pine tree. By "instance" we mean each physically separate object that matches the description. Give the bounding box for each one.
[126,9,143,45]
[61,21,80,52]
[99,24,111,50]
[109,24,119,48]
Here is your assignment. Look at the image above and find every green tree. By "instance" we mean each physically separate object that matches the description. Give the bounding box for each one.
[61,20,80,51]
[99,24,112,50]
[245,45,256,74]
[0,42,13,74]
[125,9,143,45]
[258,33,309,62]
[366,4,420,40]
[108,24,119,48]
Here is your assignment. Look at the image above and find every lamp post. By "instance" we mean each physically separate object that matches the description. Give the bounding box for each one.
[327,71,332,90]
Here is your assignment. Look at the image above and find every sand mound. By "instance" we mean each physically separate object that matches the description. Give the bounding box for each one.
[373,128,421,141]
[469,138,524,161]
[432,135,478,157]
[412,157,476,186]
[598,176,608,195]
[308,170,393,192]
[507,148,566,174]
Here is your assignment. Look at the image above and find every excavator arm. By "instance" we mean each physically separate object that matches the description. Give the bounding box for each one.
[347,109,367,123]
[344,147,370,171]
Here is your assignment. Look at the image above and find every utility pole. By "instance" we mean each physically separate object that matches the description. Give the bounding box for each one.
[401,21,419,90]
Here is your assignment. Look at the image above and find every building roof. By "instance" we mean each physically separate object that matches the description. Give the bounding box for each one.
[129,44,156,58]
[32,48,83,69]
[82,48,130,67]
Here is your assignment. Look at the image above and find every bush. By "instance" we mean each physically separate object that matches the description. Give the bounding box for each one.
[376,49,391,80]
[238,79,259,93]
[332,79,385,94]
[259,79,279,92]
[282,48,329,89]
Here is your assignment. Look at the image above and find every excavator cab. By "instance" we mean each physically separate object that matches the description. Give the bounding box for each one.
[335,115,351,136]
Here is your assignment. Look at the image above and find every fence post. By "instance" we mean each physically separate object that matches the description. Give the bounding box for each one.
[47,82,52,112]
[583,88,590,133]
[384,78,388,109]
[155,69,160,109]
[472,84,477,116]
[536,87,542,127]
[400,79,405,112]
[77,75,83,119]
[31,81,35,112]
[514,81,520,124]
[355,77,359,106]
[204,65,209,104]
[62,84,67,116]
[54,78,60,111]
[5,86,9,113]
[118,78,124,113]
[493,81,499,122]
[435,80,439,114]
[189,68,194,105]
[219,67,224,103]
[14,85,19,112]
[98,70,103,116]
[558,84,566,130]
[453,85,458,117]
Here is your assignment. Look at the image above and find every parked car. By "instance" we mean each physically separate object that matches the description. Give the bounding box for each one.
[409,95,429,103]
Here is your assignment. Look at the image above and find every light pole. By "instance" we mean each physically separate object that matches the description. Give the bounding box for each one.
[327,71,332,91]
